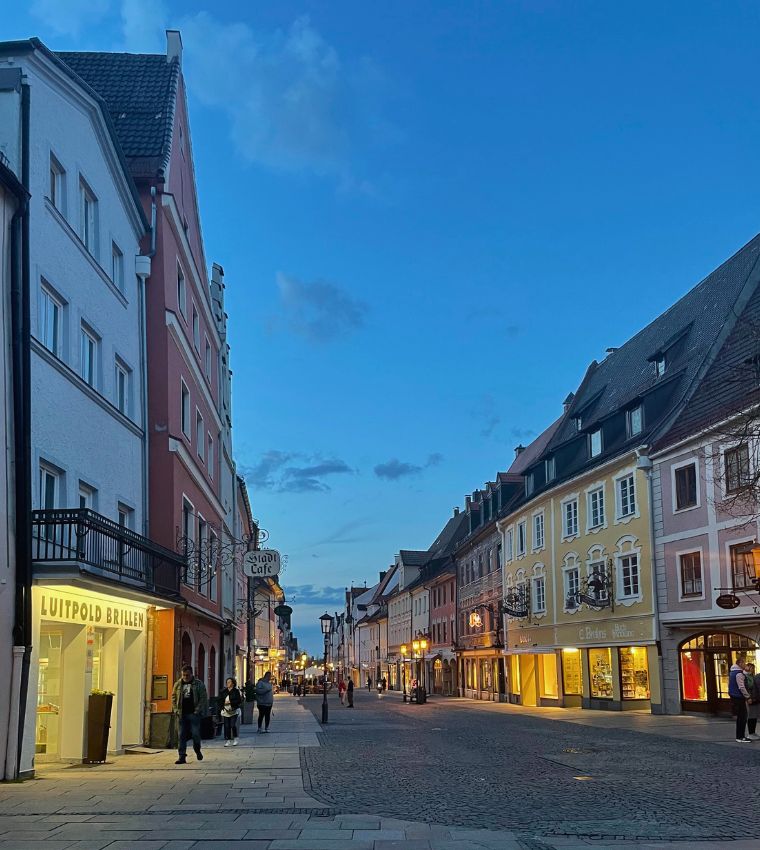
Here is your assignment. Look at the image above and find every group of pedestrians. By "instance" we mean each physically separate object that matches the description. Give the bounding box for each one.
[171,665,277,764]
[338,678,355,707]
[729,655,760,742]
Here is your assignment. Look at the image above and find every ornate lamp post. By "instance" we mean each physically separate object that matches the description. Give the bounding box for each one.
[319,612,333,724]
[400,644,408,703]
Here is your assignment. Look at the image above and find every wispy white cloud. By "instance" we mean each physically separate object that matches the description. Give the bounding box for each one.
[120,0,166,52]
[31,0,111,37]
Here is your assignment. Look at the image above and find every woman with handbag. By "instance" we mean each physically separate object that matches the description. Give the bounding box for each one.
[219,677,242,747]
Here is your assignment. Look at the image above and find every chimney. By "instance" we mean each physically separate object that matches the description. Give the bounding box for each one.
[379,570,387,583]
[514,444,525,459]
[453,506,460,516]
[465,495,471,510]
[166,30,183,65]
[563,392,575,413]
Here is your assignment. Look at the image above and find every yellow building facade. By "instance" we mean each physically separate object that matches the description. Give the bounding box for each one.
[499,451,661,712]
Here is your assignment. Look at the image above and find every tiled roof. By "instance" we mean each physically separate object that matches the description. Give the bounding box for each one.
[56,50,179,179]
[508,418,563,475]
[398,550,428,567]
[427,511,468,559]
[549,233,760,450]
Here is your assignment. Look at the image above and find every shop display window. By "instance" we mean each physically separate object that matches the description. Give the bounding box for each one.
[510,655,521,694]
[481,658,492,690]
[562,648,582,695]
[619,646,650,700]
[36,631,62,756]
[680,649,707,701]
[540,653,558,698]
[589,647,613,698]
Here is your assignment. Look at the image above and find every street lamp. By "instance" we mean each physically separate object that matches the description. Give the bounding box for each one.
[419,637,428,703]
[319,612,333,724]
[400,644,408,703]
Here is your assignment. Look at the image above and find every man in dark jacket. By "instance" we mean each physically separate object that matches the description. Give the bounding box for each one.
[172,665,208,764]
[729,656,752,742]
[255,671,274,732]
[347,678,354,708]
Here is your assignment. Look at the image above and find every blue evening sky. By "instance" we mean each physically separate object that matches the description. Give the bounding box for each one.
[8,1,760,653]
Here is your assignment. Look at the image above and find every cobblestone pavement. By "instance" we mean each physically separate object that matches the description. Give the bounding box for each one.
[300,690,760,842]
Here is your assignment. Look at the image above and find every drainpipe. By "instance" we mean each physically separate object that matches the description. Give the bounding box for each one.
[637,447,665,714]
[10,81,32,780]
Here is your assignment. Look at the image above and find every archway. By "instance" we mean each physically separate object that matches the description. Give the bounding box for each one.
[198,643,206,688]
[209,645,217,696]
[181,632,193,669]
[679,631,759,713]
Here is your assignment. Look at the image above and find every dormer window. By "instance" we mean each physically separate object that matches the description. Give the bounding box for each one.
[545,457,556,482]
[655,355,666,378]
[628,405,643,437]
[575,416,582,432]
[526,473,535,497]
[590,429,602,458]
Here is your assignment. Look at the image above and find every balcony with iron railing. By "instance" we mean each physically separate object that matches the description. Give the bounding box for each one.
[32,508,185,599]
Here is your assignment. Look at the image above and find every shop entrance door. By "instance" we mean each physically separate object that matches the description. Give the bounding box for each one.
[680,632,759,713]
[36,630,63,759]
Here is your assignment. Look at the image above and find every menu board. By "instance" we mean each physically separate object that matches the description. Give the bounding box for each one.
[562,650,582,695]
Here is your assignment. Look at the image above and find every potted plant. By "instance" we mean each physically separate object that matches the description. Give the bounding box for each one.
[241,681,255,725]
[85,689,113,764]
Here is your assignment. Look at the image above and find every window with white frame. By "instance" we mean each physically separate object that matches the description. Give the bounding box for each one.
[79,178,98,255]
[111,243,124,293]
[39,463,59,510]
[617,473,636,518]
[674,461,698,510]
[588,487,605,528]
[532,575,546,614]
[40,285,63,357]
[204,339,211,379]
[209,529,218,601]
[655,355,666,378]
[517,520,527,556]
[177,265,187,317]
[618,553,640,599]
[115,360,129,415]
[196,410,204,461]
[545,456,556,482]
[588,557,609,603]
[207,433,214,478]
[197,516,207,593]
[192,306,200,351]
[628,405,643,437]
[725,445,751,494]
[563,498,579,538]
[181,380,190,437]
[78,482,95,510]
[506,527,514,561]
[118,503,134,529]
[80,325,98,387]
[679,551,702,598]
[533,512,544,550]
[564,563,580,610]
[590,429,602,458]
[49,154,65,213]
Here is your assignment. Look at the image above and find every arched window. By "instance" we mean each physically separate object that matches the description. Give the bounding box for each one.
[181,631,193,669]
[198,643,206,688]
[209,645,217,696]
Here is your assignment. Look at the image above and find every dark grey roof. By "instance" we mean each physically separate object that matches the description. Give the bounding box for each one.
[509,417,563,474]
[427,510,468,559]
[550,232,760,450]
[398,550,428,567]
[56,50,179,179]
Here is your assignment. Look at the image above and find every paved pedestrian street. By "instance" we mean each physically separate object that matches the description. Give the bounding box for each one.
[2,695,760,850]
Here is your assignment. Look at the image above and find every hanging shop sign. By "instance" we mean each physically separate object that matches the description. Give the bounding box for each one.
[716,593,741,610]
[469,611,483,629]
[503,587,530,619]
[243,549,281,578]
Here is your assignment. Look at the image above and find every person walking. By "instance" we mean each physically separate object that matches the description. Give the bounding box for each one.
[219,677,242,747]
[172,664,208,764]
[381,676,387,692]
[347,678,354,708]
[338,679,346,705]
[747,663,760,739]
[255,671,274,733]
[367,675,372,692]
[729,655,752,742]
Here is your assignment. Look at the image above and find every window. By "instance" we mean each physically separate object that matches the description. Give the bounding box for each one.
[205,339,211,379]
[192,306,200,351]
[588,487,605,528]
[517,521,526,556]
[674,462,697,510]
[590,429,602,458]
[725,445,751,494]
[209,530,218,601]
[79,178,97,254]
[589,647,613,698]
[111,243,124,292]
[197,517,207,593]
[588,559,609,603]
[731,543,756,590]
[533,513,544,550]
[80,325,98,387]
[563,499,578,538]
[196,411,204,461]
[506,528,514,561]
[78,483,96,510]
[49,154,65,212]
[181,380,190,437]
[118,503,134,530]
[39,464,59,510]
[526,473,535,497]
[532,576,546,614]
[115,361,129,415]
[619,554,640,598]
[564,566,580,610]
[680,552,703,598]
[545,457,556,482]
[207,434,214,478]
[40,286,63,357]
[574,416,582,432]
[617,473,636,518]
[177,265,187,317]
[655,355,666,378]
[628,405,643,437]
[496,542,502,569]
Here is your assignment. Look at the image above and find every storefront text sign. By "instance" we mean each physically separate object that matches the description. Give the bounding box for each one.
[40,591,145,630]
[243,549,281,578]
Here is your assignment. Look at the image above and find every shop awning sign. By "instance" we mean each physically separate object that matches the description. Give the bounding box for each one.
[243,549,281,578]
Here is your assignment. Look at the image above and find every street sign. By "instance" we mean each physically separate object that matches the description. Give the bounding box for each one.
[243,549,282,578]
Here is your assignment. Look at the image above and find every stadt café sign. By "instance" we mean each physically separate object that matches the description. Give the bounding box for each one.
[243,549,281,579]
[40,591,146,630]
